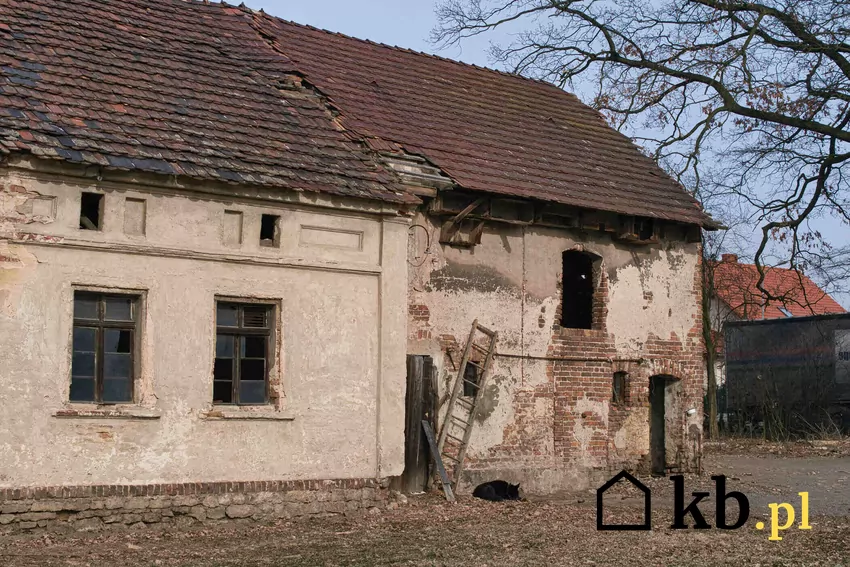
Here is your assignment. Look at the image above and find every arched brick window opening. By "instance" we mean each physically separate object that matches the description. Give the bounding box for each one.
[561,250,597,329]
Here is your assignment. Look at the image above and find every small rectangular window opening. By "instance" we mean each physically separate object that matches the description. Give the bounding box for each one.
[612,372,627,405]
[79,193,103,230]
[214,301,273,406]
[260,214,280,247]
[638,218,654,241]
[462,363,480,398]
[561,251,594,329]
[70,291,138,404]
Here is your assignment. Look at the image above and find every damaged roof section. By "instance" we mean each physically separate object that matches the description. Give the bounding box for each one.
[1,0,712,224]
[252,13,713,226]
[0,0,415,204]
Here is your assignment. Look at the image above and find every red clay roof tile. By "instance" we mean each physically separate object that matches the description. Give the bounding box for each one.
[253,14,711,225]
[0,0,413,204]
[0,0,711,223]
[712,258,845,320]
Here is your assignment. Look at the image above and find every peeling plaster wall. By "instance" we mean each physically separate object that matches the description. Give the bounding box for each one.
[0,167,409,487]
[408,212,705,493]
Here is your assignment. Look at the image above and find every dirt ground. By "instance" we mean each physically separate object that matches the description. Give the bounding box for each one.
[2,441,849,567]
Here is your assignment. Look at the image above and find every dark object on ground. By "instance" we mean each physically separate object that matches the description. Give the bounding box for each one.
[472,480,521,502]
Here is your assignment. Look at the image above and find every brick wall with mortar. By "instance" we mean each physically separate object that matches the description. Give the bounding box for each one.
[407,214,706,493]
[0,479,406,532]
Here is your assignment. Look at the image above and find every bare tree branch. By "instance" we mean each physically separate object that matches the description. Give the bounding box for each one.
[434,0,850,302]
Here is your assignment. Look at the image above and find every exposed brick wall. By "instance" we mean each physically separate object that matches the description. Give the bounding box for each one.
[411,231,707,492]
[409,303,432,341]
[0,478,405,531]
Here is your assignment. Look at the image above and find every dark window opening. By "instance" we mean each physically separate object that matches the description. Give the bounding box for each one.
[79,193,103,230]
[70,292,137,403]
[462,363,480,398]
[260,214,280,247]
[612,372,627,405]
[637,218,654,241]
[561,251,595,329]
[214,302,273,405]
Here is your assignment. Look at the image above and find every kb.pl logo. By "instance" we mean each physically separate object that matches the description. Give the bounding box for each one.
[597,471,811,541]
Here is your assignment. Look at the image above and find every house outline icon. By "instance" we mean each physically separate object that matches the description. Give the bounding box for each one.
[596,470,651,531]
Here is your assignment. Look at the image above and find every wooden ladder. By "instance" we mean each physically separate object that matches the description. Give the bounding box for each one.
[434,319,498,495]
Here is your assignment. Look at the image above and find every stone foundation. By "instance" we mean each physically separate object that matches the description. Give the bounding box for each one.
[0,478,399,532]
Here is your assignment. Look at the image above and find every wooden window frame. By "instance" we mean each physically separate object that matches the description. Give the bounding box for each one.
[70,291,138,404]
[214,301,274,406]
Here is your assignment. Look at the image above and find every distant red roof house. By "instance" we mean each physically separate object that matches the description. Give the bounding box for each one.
[712,254,845,320]
[0,0,714,227]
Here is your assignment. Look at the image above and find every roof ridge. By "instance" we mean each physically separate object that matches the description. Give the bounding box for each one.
[716,260,815,276]
[232,3,559,90]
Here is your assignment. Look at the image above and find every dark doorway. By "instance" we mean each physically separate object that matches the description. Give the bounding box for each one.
[561,251,594,329]
[402,355,437,494]
[649,375,667,475]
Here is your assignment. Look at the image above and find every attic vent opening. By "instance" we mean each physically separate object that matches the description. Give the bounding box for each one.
[260,214,280,247]
[243,306,268,328]
[638,218,654,241]
[79,192,103,230]
[561,250,596,330]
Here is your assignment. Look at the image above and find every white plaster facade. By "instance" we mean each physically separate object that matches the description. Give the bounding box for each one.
[0,159,409,488]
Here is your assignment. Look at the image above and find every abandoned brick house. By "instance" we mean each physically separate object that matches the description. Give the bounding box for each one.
[0,0,713,527]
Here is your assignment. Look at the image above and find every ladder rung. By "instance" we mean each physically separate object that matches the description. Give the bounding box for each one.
[466,360,483,370]
[456,397,474,408]
[446,433,465,445]
[471,343,489,353]
[441,453,459,462]
[462,379,479,388]
[475,324,496,337]
[451,415,470,427]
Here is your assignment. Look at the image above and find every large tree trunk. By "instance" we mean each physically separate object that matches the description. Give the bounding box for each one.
[702,256,720,440]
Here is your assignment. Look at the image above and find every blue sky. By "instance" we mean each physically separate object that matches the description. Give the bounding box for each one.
[247,0,849,308]
[247,1,495,64]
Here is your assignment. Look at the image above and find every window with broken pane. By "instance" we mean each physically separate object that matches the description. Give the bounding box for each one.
[70,292,137,403]
[214,302,273,405]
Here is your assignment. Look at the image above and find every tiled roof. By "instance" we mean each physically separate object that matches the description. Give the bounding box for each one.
[253,14,711,226]
[712,256,845,320]
[0,0,413,204]
[0,0,712,224]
